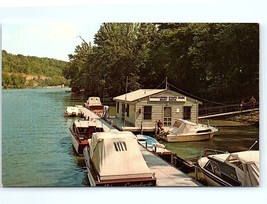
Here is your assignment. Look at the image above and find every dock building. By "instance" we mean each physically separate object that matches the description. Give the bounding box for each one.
[112,88,202,132]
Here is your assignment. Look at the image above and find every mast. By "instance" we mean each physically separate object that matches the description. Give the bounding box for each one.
[165,76,168,89]
[124,76,128,126]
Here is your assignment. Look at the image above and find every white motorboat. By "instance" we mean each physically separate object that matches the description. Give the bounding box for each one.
[70,120,104,156]
[64,106,81,117]
[83,131,157,186]
[136,134,171,154]
[158,119,218,142]
[84,97,106,117]
[197,148,259,186]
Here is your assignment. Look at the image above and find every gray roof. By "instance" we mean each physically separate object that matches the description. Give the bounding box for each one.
[113,89,166,102]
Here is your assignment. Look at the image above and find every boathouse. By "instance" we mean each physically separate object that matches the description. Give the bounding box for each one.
[113,88,202,132]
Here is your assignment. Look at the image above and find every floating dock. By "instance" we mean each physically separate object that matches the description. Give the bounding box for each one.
[78,107,202,187]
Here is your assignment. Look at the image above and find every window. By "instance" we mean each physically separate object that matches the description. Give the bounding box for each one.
[114,141,127,151]
[183,106,191,120]
[143,106,152,120]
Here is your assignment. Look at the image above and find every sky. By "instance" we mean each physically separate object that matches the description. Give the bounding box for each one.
[1,0,266,62]
[2,23,101,61]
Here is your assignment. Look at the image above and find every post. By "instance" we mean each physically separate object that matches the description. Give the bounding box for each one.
[140,121,143,135]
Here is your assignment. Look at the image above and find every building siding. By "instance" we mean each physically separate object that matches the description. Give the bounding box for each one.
[114,89,201,128]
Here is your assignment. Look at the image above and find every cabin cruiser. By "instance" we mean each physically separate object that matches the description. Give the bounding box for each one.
[197,149,259,186]
[70,120,104,156]
[64,106,81,117]
[158,119,218,142]
[83,131,157,186]
[84,97,108,118]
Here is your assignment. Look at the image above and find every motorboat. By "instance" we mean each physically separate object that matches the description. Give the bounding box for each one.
[158,119,218,142]
[136,134,171,154]
[70,120,104,156]
[83,131,157,186]
[197,148,259,186]
[84,97,107,118]
[64,106,81,117]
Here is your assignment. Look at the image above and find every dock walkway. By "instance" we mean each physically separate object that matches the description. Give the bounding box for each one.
[78,107,201,186]
[140,145,201,186]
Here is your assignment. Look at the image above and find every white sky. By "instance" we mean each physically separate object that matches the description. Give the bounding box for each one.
[2,23,101,61]
[1,0,267,204]
[1,0,266,61]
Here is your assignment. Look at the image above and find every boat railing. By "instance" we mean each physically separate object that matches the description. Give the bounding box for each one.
[199,148,228,158]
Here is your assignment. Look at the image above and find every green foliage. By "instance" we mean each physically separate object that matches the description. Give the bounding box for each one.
[64,23,259,104]
[2,50,69,89]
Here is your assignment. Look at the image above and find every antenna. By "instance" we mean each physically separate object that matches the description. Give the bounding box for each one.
[124,76,128,126]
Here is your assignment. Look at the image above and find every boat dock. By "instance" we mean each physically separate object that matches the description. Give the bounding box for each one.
[78,107,201,187]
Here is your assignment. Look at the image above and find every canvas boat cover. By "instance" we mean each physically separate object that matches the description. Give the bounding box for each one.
[89,131,153,180]
[166,119,217,135]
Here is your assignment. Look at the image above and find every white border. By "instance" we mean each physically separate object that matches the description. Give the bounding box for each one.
[1,1,266,204]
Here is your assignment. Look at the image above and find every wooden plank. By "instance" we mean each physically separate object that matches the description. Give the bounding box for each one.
[140,145,201,186]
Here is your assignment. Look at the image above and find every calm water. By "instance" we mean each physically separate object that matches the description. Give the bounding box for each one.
[2,88,87,187]
[2,88,259,186]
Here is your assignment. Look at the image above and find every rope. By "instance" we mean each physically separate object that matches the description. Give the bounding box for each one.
[167,82,227,106]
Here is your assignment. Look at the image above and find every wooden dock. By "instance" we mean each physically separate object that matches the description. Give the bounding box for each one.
[140,145,201,186]
[78,107,201,186]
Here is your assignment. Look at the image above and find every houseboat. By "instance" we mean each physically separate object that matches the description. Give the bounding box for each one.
[83,131,157,186]
[197,149,259,186]
[84,97,105,118]
[70,120,104,156]
[158,119,218,142]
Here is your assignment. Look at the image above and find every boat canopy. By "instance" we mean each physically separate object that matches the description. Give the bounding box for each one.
[167,119,213,135]
[74,120,103,128]
[66,106,79,113]
[209,150,259,186]
[89,131,153,180]
[86,97,102,106]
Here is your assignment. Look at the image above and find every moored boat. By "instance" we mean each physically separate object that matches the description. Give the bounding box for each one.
[158,119,218,142]
[83,131,157,186]
[70,120,104,156]
[84,97,106,118]
[197,149,259,186]
[64,106,81,117]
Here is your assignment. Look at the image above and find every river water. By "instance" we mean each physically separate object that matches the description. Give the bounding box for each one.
[1,88,259,187]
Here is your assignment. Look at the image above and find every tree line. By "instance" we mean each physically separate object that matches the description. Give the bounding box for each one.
[2,50,68,89]
[63,23,258,105]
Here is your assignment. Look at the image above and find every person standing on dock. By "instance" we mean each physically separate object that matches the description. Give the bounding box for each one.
[249,96,256,109]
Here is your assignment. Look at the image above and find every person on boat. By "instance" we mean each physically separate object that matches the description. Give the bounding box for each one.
[249,96,256,109]
[157,120,164,133]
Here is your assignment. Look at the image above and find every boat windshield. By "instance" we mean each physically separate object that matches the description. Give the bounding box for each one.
[173,120,182,128]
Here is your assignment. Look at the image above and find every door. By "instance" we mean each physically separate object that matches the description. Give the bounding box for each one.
[183,106,191,120]
[163,107,172,126]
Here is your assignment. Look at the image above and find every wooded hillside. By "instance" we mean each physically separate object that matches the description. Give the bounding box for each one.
[63,23,259,105]
[2,50,68,89]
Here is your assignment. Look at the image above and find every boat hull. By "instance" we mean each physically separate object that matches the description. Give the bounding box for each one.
[159,132,215,142]
[199,167,233,186]
[70,133,88,156]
